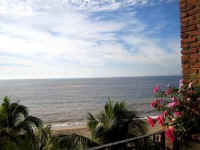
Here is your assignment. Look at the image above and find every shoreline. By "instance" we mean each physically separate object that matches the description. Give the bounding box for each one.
[47,115,159,130]
[50,115,161,137]
[51,123,90,137]
[47,115,159,129]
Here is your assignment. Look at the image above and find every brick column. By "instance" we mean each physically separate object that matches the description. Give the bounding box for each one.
[180,0,200,84]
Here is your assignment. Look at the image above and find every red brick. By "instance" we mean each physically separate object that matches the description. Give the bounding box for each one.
[188,37,196,42]
[183,74,191,80]
[196,13,200,19]
[182,24,197,32]
[191,54,200,62]
[181,43,189,49]
[187,7,200,16]
[181,20,196,27]
[186,0,196,5]
[181,49,198,54]
[181,12,188,18]
[180,5,198,16]
[183,73,191,77]
[189,31,199,36]
[180,0,200,83]
[190,68,197,74]
[182,55,190,64]
[197,24,200,29]
[181,16,195,23]
[181,4,196,12]
[183,68,192,74]
[180,0,186,5]
[181,17,189,23]
[196,35,200,40]
[180,2,187,10]
[181,33,189,38]
[183,64,190,69]
[190,57,198,64]
[182,55,189,59]
[183,79,191,84]
[191,48,199,53]
[192,64,200,69]
[190,42,200,48]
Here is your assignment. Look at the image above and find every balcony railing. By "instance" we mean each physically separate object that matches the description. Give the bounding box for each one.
[88,130,179,150]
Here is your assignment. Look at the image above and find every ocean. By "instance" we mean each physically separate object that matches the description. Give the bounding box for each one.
[0,76,181,126]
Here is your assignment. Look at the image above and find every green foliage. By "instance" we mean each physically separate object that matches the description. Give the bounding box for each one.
[54,133,98,150]
[134,138,164,150]
[0,96,43,149]
[87,98,147,144]
[0,97,97,150]
[0,97,149,150]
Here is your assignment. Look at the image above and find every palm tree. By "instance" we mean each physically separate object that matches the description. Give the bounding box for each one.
[0,96,43,147]
[87,99,147,144]
[20,124,98,150]
[53,132,98,150]
[36,125,57,150]
[0,97,97,150]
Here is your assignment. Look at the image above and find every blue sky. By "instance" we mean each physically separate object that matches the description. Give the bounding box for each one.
[0,0,180,79]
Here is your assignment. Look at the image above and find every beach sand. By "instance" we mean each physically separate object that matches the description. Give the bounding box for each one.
[51,120,162,138]
[52,125,91,137]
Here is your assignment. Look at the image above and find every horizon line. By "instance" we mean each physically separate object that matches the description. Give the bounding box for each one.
[0,75,182,80]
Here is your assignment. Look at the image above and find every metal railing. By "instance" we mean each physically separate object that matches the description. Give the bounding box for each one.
[87,130,179,150]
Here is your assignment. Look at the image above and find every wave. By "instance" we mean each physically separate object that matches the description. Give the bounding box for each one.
[49,121,87,130]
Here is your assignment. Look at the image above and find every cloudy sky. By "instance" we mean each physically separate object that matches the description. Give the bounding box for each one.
[0,0,180,79]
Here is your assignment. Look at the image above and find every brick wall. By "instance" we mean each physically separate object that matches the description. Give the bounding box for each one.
[180,0,200,84]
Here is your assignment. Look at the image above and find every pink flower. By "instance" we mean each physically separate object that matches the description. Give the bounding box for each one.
[157,115,164,127]
[162,110,168,118]
[165,127,175,142]
[167,101,179,108]
[147,116,155,127]
[174,112,181,117]
[188,82,192,88]
[170,97,175,101]
[165,88,172,96]
[153,85,160,93]
[187,98,191,101]
[179,79,184,89]
[151,100,158,108]
[158,104,163,109]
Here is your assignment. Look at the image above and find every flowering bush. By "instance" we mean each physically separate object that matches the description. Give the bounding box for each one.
[147,80,200,143]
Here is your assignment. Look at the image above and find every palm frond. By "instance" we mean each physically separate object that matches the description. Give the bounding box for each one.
[87,98,147,144]
[15,120,34,136]
[72,133,99,147]
[12,104,28,118]
[0,128,19,145]
[13,113,25,127]
[104,100,114,119]
[0,97,10,116]
[2,96,10,108]
[25,116,43,128]
[87,113,99,130]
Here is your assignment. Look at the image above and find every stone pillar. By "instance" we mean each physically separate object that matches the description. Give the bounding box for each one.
[180,0,200,84]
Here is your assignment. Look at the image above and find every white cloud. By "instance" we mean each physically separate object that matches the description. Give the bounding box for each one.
[0,0,177,15]
[0,0,181,79]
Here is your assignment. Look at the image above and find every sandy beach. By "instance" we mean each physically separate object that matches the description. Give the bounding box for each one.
[51,119,162,138]
[52,124,91,137]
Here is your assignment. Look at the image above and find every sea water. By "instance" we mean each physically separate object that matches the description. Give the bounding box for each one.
[0,76,181,128]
